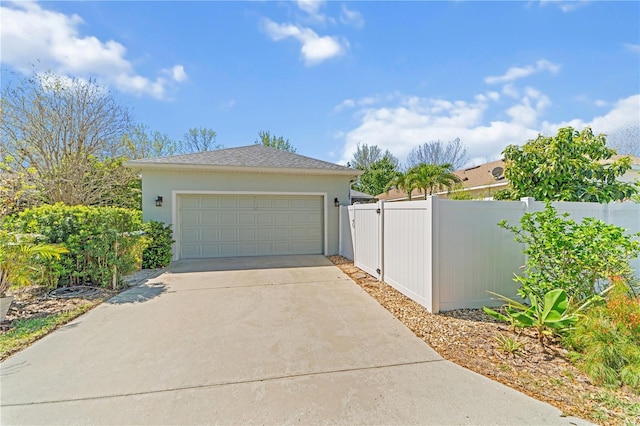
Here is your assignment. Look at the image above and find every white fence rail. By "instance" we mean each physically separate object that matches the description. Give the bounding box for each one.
[343,197,640,313]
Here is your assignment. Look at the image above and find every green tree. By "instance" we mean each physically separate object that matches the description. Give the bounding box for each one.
[500,127,637,202]
[385,171,417,200]
[255,130,297,153]
[353,155,399,196]
[183,127,221,152]
[1,70,133,207]
[407,163,461,197]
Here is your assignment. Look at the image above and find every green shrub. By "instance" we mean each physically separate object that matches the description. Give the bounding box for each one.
[484,288,586,347]
[142,221,174,269]
[2,204,146,289]
[499,203,640,303]
[564,279,640,392]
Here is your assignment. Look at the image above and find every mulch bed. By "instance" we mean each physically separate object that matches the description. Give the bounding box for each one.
[328,255,639,425]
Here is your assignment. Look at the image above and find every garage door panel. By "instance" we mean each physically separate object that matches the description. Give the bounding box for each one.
[257,212,273,224]
[273,213,290,224]
[200,197,219,208]
[181,245,201,258]
[238,198,255,208]
[220,245,239,256]
[181,212,200,226]
[257,228,273,238]
[238,228,256,240]
[238,213,256,225]
[179,194,323,258]
[220,212,238,225]
[273,228,290,239]
[181,198,201,209]
[238,243,259,254]
[290,227,311,238]
[255,198,273,208]
[201,228,220,240]
[219,198,239,208]
[201,245,221,257]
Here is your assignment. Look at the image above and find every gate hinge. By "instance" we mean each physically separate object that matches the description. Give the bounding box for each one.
[376,208,381,214]
[376,268,381,275]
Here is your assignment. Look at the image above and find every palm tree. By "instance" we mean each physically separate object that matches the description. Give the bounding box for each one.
[385,171,417,200]
[0,231,68,297]
[407,163,461,197]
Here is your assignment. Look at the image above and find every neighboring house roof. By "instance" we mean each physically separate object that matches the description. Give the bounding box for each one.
[126,145,362,177]
[378,154,640,201]
[350,189,376,203]
[378,159,508,201]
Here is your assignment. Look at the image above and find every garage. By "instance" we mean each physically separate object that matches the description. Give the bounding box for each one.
[127,144,361,260]
[178,194,323,258]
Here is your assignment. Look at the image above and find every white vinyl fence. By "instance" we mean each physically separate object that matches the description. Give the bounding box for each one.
[344,197,640,313]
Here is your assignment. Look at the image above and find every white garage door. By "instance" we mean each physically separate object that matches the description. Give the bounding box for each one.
[178,194,323,258]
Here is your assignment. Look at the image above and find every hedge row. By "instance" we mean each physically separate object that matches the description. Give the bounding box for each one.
[2,204,173,289]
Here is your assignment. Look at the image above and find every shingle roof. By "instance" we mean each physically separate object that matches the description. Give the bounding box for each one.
[126,145,361,176]
[377,154,640,201]
[378,159,508,201]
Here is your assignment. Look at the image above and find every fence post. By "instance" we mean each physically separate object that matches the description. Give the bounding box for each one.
[379,200,385,282]
[429,196,440,313]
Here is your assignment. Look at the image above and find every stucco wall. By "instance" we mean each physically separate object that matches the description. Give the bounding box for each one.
[141,169,353,256]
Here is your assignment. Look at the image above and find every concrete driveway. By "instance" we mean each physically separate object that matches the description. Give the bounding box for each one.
[1,255,587,425]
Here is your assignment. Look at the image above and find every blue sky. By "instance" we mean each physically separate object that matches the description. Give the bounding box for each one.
[2,0,639,167]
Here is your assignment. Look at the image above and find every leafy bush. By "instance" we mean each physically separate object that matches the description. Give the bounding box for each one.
[2,204,146,289]
[142,221,174,269]
[499,203,640,302]
[564,279,640,392]
[484,288,585,347]
[0,230,68,295]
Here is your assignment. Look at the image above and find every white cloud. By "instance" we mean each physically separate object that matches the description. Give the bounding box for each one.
[334,98,355,112]
[169,65,188,82]
[541,94,640,136]
[624,43,640,53]
[539,0,590,13]
[263,19,346,65]
[340,5,365,29]
[594,99,608,107]
[337,91,639,168]
[219,99,237,109]
[502,83,519,98]
[0,1,186,99]
[485,59,561,84]
[296,0,327,22]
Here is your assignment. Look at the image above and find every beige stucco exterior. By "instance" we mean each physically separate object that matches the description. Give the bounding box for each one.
[140,168,354,258]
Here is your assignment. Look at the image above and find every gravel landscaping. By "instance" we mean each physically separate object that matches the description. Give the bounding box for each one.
[328,255,639,426]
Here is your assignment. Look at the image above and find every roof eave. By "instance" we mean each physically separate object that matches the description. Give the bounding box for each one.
[124,161,363,177]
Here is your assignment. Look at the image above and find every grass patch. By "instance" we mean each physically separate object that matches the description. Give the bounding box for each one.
[588,389,640,424]
[0,304,94,361]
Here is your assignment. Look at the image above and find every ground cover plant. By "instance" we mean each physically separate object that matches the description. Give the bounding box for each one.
[329,256,640,425]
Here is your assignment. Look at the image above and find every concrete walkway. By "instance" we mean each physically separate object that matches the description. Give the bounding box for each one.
[1,255,588,425]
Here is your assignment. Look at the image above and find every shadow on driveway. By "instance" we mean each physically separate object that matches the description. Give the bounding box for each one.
[106,283,167,305]
[168,254,333,274]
